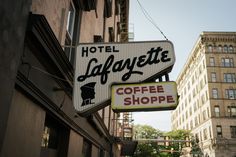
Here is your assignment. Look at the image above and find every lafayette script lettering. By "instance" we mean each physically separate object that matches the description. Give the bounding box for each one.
[77,47,171,84]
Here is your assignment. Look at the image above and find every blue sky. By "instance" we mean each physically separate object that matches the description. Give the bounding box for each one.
[129,0,236,131]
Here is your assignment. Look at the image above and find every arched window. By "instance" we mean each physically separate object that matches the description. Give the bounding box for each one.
[208,45,213,52]
[229,45,234,52]
[218,45,222,52]
[223,45,228,52]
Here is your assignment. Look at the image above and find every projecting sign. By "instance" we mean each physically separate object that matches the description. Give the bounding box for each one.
[111,82,178,112]
[73,41,175,116]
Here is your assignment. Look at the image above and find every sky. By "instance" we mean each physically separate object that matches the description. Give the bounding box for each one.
[129,0,236,131]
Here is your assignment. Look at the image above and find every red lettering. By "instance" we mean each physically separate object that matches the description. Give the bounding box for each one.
[133,86,141,94]
[149,86,156,93]
[124,97,131,105]
[167,95,175,103]
[141,86,148,93]
[151,96,158,103]
[116,88,123,95]
[159,96,165,103]
[141,97,149,104]
[157,86,164,93]
[124,87,132,94]
[132,95,140,105]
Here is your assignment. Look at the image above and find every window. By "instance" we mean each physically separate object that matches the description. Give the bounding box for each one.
[193,88,196,97]
[224,73,236,82]
[209,57,215,66]
[189,107,192,116]
[214,106,220,117]
[94,35,103,42]
[228,106,236,117]
[207,107,210,117]
[205,91,208,101]
[104,0,112,18]
[204,75,207,84]
[221,58,234,67]
[41,114,69,157]
[203,110,207,120]
[203,60,205,69]
[199,65,202,74]
[99,149,105,157]
[216,125,222,137]
[66,3,75,38]
[225,89,236,99]
[229,45,234,53]
[41,116,60,149]
[230,126,236,138]
[194,102,197,111]
[115,0,120,15]
[211,72,217,82]
[198,114,201,124]
[208,45,213,52]
[41,126,51,148]
[195,116,198,126]
[200,131,202,141]
[108,27,114,42]
[83,0,97,11]
[64,1,81,66]
[190,120,193,130]
[212,88,218,99]
[209,126,212,138]
[203,128,208,140]
[82,139,92,157]
[200,79,204,89]
[192,76,195,84]
[188,82,190,90]
[223,45,228,52]
[188,94,191,103]
[201,94,205,104]
[218,45,222,52]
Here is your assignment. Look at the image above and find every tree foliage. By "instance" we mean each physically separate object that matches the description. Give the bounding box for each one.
[133,127,198,157]
[164,129,191,157]
[190,135,203,156]
[164,129,191,140]
[134,124,162,139]
[133,124,163,157]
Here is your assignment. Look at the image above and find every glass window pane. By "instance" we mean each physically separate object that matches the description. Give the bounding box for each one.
[223,45,228,52]
[66,3,75,38]
[212,89,218,98]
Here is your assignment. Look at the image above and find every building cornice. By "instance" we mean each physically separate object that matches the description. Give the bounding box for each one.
[176,32,236,84]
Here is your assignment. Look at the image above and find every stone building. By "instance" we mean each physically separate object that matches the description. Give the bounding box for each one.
[171,32,236,157]
[0,0,132,157]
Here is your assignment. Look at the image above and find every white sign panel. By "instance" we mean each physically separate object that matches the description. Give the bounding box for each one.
[73,41,175,116]
[111,82,178,112]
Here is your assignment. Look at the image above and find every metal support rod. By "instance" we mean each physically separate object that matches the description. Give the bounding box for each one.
[165,74,169,81]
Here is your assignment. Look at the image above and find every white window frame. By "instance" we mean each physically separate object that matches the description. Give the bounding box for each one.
[66,2,75,39]
[211,72,217,82]
[212,88,218,99]
[209,57,215,66]
[214,106,220,117]
[224,73,236,83]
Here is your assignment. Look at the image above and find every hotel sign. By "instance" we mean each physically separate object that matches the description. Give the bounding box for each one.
[111,82,178,112]
[73,41,175,116]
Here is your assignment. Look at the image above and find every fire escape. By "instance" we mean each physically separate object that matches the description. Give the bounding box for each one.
[119,0,129,42]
